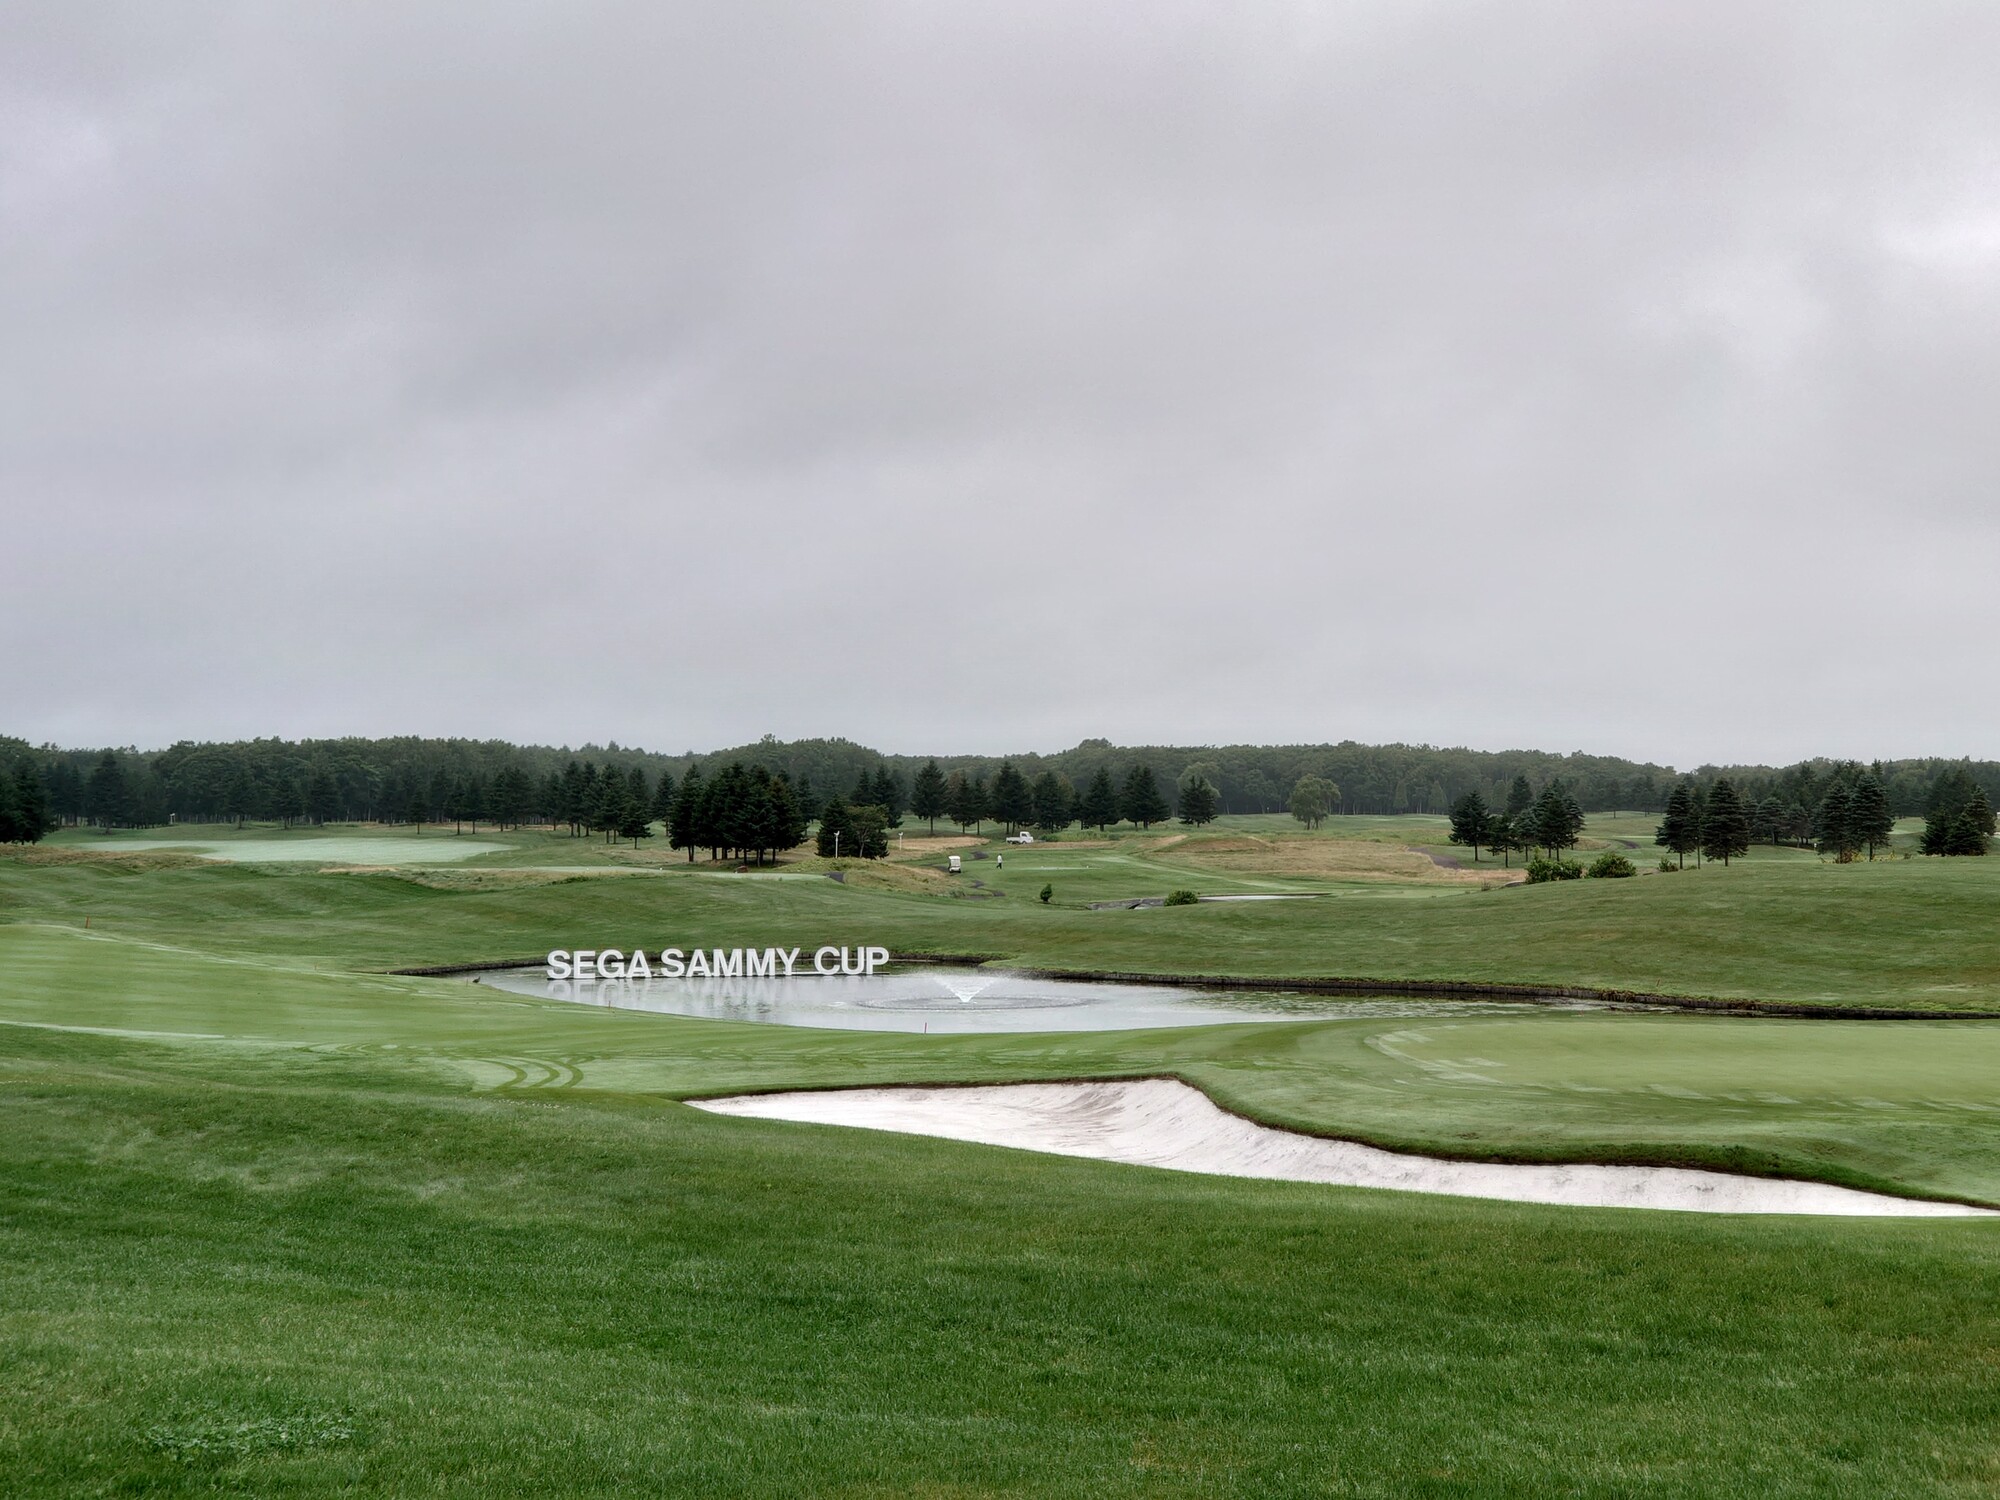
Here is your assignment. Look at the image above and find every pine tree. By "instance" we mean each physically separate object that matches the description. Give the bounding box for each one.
[871,766,905,826]
[815,794,853,858]
[910,759,948,833]
[1949,789,1994,855]
[1121,764,1170,829]
[1816,784,1857,860]
[1848,773,1893,860]
[1176,776,1218,826]
[86,751,133,830]
[794,774,818,826]
[1078,767,1120,832]
[1528,783,1583,858]
[650,770,677,828]
[669,767,704,861]
[990,761,1035,832]
[307,769,341,825]
[1447,790,1492,861]
[766,772,808,857]
[1700,777,1751,865]
[1031,771,1075,832]
[1505,775,1534,819]
[404,788,428,829]
[1654,784,1697,868]
[947,773,990,835]
[617,790,653,848]
[8,761,53,843]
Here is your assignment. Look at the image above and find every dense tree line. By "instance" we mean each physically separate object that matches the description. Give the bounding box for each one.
[13,730,2000,841]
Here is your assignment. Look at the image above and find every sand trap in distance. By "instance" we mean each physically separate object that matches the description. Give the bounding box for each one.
[692,1078,1997,1217]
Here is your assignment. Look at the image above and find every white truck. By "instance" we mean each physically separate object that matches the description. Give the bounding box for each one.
[1005,831,1035,845]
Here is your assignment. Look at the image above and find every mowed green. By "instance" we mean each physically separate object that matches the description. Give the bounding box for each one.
[6,832,2000,1494]
[10,821,2000,1010]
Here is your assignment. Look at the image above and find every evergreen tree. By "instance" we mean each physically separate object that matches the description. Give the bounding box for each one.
[669,766,704,862]
[943,770,988,834]
[991,761,1035,832]
[649,770,678,828]
[766,772,809,857]
[1505,774,1534,819]
[815,793,853,858]
[273,776,307,829]
[794,774,818,826]
[1949,788,1994,855]
[1078,767,1120,832]
[1654,784,1698,868]
[626,766,650,830]
[11,761,53,842]
[1487,810,1520,868]
[1699,777,1751,865]
[1847,772,1893,860]
[1816,784,1857,860]
[306,768,342,825]
[85,751,133,830]
[617,791,654,848]
[1176,776,1218,826]
[404,788,428,829]
[1121,764,1170,829]
[1528,782,1584,858]
[910,759,948,833]
[1447,790,1493,861]
[429,769,456,828]
[488,766,533,829]
[1031,770,1076,833]
[871,766,905,826]
[557,760,585,835]
[224,765,254,828]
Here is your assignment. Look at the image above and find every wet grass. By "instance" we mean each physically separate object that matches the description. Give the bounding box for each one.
[4,1022,1999,1498]
[5,850,2000,1494]
[8,829,2000,1011]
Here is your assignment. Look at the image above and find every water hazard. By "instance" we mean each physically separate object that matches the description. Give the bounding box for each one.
[482,966,1594,1033]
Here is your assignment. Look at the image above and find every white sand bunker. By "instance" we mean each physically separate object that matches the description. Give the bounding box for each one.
[693,1078,1997,1217]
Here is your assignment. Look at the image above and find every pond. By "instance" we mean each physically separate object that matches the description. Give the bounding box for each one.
[481,966,1595,1033]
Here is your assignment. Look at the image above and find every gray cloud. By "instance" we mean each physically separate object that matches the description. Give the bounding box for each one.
[6,2,2000,765]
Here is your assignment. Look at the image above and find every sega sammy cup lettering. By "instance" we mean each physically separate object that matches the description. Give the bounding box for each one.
[545,946,885,980]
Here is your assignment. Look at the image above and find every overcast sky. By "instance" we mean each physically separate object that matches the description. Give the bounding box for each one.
[6,4,1999,768]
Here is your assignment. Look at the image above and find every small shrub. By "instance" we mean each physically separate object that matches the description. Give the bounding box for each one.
[1525,858,1584,883]
[1657,857,1679,873]
[1162,889,1201,906]
[1586,852,1636,879]
[1039,883,1053,904]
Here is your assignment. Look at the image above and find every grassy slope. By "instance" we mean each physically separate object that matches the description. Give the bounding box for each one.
[7,921,2000,1203]
[7,836,2000,1493]
[7,835,2000,1010]
[5,1025,1999,1499]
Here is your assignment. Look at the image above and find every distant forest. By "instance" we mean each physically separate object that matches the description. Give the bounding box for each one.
[5,730,2000,839]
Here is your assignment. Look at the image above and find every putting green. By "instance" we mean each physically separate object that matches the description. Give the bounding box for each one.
[53,836,508,864]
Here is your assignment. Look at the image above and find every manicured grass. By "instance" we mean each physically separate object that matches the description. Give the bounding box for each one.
[8,830,2000,1010]
[6,847,2000,1493]
[5,1022,2000,1497]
